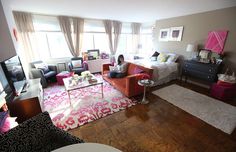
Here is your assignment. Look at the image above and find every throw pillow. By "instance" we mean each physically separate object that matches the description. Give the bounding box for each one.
[34,63,50,74]
[72,60,82,68]
[166,53,179,62]
[157,53,169,62]
[0,116,18,133]
[0,111,8,129]
[133,67,144,74]
[152,51,160,57]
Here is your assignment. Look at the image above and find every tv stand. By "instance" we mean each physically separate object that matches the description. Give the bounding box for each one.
[7,78,43,123]
[21,81,29,93]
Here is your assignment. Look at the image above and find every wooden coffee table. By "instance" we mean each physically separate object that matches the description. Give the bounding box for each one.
[63,75,103,105]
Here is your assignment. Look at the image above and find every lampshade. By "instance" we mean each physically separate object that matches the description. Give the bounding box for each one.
[186,44,195,52]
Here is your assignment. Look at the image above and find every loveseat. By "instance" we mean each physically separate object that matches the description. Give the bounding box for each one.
[102,62,153,97]
[0,111,84,152]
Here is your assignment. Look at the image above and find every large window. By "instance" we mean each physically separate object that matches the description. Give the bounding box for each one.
[81,20,110,53]
[32,15,154,59]
[33,15,71,59]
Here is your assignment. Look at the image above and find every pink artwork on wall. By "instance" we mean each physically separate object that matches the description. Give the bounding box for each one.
[205,30,228,54]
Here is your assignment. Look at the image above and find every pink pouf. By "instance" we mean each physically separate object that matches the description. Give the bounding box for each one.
[210,83,236,101]
[56,72,74,85]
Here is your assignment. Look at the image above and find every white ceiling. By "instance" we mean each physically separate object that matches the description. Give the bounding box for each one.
[3,0,236,22]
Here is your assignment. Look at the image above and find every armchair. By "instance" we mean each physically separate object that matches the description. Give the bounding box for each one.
[68,57,88,75]
[0,111,84,152]
[30,61,57,88]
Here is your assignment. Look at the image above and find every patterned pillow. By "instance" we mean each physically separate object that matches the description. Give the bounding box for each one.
[0,116,18,133]
[34,63,50,74]
[72,60,82,68]
[157,53,169,62]
[166,53,179,62]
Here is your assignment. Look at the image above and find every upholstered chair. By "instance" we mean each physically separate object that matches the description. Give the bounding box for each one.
[68,57,88,75]
[29,61,57,88]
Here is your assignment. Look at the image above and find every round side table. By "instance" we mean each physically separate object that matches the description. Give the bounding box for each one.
[52,143,121,152]
[138,79,154,104]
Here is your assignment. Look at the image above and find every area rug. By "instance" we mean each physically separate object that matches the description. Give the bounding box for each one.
[43,75,137,131]
[152,84,236,134]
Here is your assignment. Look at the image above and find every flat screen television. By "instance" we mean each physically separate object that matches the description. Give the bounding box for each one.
[1,55,27,96]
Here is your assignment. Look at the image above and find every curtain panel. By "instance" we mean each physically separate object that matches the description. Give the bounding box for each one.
[103,20,122,56]
[13,11,39,78]
[58,16,84,57]
[131,23,141,54]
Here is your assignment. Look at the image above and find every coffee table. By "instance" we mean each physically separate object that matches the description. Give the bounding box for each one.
[63,75,103,105]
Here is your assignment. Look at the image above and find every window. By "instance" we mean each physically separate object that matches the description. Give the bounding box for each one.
[33,15,72,59]
[82,20,110,53]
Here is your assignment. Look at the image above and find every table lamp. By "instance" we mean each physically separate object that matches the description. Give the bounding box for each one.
[186,44,196,60]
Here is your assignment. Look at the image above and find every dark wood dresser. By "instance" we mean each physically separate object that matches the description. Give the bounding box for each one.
[182,60,220,83]
[7,78,43,123]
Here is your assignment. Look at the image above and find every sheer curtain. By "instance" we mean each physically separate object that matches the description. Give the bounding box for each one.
[103,20,122,63]
[58,16,84,57]
[131,23,141,54]
[113,21,122,55]
[13,11,39,78]
[103,20,113,54]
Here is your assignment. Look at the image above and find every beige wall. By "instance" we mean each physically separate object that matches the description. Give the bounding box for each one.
[0,1,16,62]
[154,6,236,73]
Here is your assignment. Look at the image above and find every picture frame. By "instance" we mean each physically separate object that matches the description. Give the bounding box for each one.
[169,26,184,41]
[159,28,170,41]
[87,49,100,60]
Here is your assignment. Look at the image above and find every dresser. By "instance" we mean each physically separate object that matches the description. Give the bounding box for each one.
[182,60,220,83]
[7,78,43,123]
[86,59,110,73]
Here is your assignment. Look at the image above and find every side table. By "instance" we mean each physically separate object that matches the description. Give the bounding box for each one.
[138,79,154,104]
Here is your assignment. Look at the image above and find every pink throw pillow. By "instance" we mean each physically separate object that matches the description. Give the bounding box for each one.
[0,117,18,133]
[132,67,144,74]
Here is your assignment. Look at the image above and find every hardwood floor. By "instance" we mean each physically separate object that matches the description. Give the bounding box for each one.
[68,80,236,152]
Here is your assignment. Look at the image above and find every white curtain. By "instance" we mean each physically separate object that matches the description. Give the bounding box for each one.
[13,11,39,78]
[103,20,113,54]
[103,20,122,58]
[58,16,84,57]
[131,23,141,54]
[113,21,122,55]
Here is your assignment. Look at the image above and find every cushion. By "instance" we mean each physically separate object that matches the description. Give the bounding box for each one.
[0,116,18,133]
[152,51,160,57]
[72,60,82,68]
[34,63,50,74]
[166,53,179,62]
[132,67,144,74]
[0,111,8,128]
[157,53,169,62]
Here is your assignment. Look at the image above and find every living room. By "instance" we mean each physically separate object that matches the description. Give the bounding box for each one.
[0,0,236,151]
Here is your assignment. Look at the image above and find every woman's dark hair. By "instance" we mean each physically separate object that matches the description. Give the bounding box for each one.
[117,55,124,65]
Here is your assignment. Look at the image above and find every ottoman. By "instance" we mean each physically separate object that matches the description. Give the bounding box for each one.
[210,83,236,101]
[56,71,74,85]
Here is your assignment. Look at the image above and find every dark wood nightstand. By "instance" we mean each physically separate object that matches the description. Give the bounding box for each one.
[181,60,220,83]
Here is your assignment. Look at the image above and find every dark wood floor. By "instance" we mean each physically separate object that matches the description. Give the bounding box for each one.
[69,81,236,152]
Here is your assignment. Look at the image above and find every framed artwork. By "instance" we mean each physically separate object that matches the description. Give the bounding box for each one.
[205,30,228,54]
[159,28,170,41]
[169,26,184,41]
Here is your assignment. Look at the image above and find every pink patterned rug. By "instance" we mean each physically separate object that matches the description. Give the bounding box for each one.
[43,75,137,131]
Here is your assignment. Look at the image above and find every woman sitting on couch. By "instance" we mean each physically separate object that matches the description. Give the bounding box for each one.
[109,54,128,78]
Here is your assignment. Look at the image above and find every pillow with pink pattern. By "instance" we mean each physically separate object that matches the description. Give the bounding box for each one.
[0,117,18,133]
[132,67,144,74]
